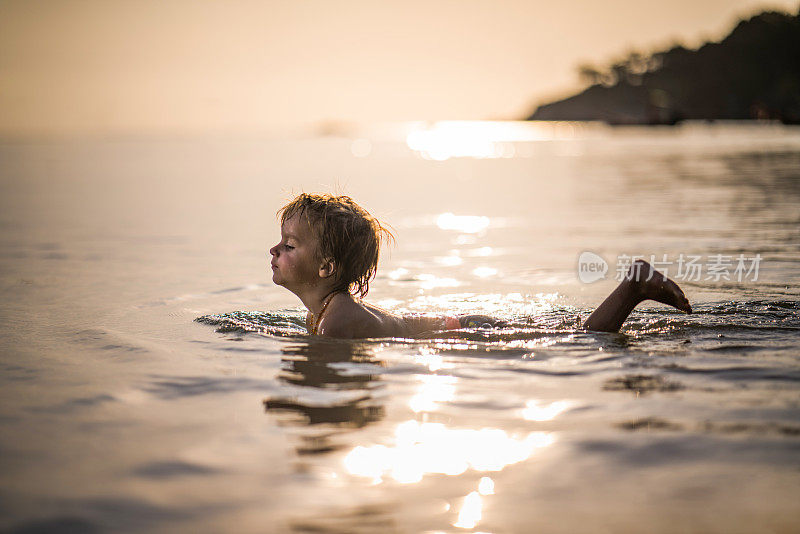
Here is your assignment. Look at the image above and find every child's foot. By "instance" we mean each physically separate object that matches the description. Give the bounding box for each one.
[629,259,692,314]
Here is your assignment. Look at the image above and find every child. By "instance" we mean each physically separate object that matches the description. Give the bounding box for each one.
[269,193,692,338]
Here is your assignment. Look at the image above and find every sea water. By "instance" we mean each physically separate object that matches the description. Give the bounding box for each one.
[1,123,799,533]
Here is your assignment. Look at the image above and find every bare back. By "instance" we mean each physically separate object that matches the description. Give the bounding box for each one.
[312,293,409,338]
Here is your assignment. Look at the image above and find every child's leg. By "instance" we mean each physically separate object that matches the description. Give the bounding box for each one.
[582,259,691,332]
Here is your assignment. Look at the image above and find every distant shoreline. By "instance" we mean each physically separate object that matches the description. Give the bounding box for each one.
[525,9,800,126]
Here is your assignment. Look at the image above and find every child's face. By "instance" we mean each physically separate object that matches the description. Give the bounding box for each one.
[269,213,324,293]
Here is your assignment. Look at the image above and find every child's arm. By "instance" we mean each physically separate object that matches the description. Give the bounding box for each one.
[400,314,505,335]
[401,314,459,336]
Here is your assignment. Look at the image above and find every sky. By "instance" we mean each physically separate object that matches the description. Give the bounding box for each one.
[1,0,798,137]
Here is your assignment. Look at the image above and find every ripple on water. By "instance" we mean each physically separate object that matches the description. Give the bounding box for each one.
[616,416,800,438]
[196,310,307,337]
[132,460,223,479]
[194,299,800,433]
[602,374,685,395]
[195,298,800,373]
[143,375,279,399]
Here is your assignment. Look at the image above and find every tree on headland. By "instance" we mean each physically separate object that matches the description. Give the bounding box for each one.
[527,9,800,124]
[577,63,603,86]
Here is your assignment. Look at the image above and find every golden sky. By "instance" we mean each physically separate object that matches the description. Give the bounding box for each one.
[1,0,797,136]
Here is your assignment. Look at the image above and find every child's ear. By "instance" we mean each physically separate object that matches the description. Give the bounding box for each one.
[319,258,336,279]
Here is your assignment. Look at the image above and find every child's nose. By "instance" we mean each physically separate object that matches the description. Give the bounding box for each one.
[269,244,278,256]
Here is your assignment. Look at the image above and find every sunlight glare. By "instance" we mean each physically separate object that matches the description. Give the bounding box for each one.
[415,273,460,289]
[478,476,495,495]
[522,400,574,421]
[472,267,498,278]
[343,421,554,484]
[454,491,483,529]
[412,348,453,372]
[388,267,410,280]
[437,213,490,234]
[436,254,463,266]
[409,374,457,412]
[406,121,557,160]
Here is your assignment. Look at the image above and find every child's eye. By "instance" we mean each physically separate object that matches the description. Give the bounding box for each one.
[284,244,294,250]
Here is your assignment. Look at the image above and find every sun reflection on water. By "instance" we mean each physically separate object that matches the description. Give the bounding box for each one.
[414,273,460,289]
[522,400,575,421]
[406,120,576,161]
[435,254,463,266]
[472,266,498,278]
[437,212,490,234]
[469,246,494,257]
[387,267,410,280]
[412,349,453,372]
[454,491,483,529]
[451,477,496,530]
[343,420,553,485]
[408,374,456,413]
[402,292,559,322]
[478,476,495,495]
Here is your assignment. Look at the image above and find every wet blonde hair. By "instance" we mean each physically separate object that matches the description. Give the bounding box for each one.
[278,193,394,297]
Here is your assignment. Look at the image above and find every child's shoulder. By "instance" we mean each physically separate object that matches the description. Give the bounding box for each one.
[318,294,404,338]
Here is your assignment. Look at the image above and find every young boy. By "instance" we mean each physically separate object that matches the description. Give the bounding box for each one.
[269,193,692,339]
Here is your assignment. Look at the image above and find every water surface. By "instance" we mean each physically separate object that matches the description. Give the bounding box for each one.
[1,122,799,533]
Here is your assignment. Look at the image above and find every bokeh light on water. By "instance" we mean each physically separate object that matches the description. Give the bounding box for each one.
[343,420,554,484]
